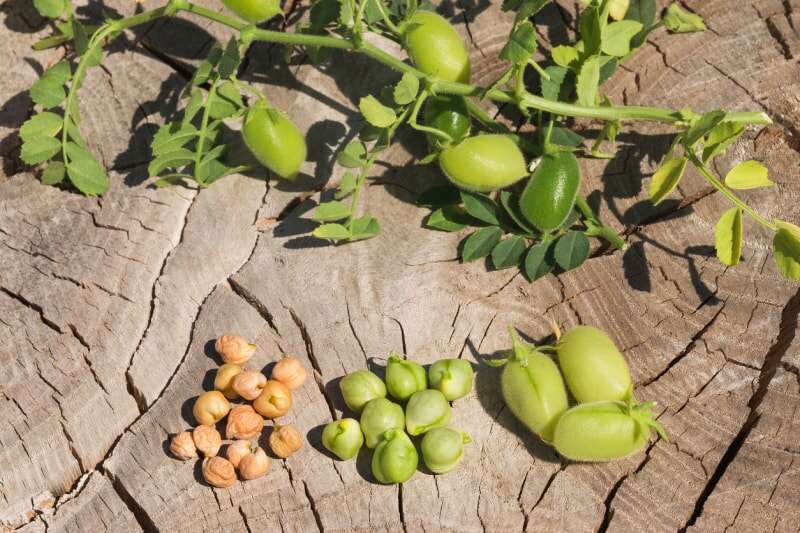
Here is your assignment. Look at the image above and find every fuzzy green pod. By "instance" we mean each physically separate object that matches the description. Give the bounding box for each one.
[428,359,474,401]
[519,151,581,232]
[339,370,387,414]
[488,327,569,443]
[221,0,281,23]
[405,389,452,436]
[421,427,471,474]
[439,135,528,192]
[321,418,364,460]
[403,10,470,83]
[360,398,405,448]
[556,325,632,403]
[386,354,427,402]
[552,400,668,461]
[371,429,419,484]
[242,101,307,180]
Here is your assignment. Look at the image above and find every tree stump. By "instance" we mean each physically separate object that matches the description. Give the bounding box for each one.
[1,0,799,531]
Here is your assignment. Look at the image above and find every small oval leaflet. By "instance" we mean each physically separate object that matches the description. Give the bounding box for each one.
[725,160,773,190]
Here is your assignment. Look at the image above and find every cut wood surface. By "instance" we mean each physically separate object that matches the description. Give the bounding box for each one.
[1,0,799,531]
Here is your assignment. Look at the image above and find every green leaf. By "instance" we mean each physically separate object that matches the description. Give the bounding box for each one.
[151,123,198,156]
[30,61,71,109]
[551,45,579,69]
[34,0,66,18]
[148,148,195,176]
[461,226,503,262]
[540,66,573,102]
[183,89,205,125]
[773,220,800,280]
[20,136,61,165]
[714,207,742,266]
[209,81,243,120]
[67,156,109,196]
[417,186,461,206]
[491,235,527,269]
[426,206,475,232]
[338,140,367,168]
[499,191,537,234]
[601,20,643,57]
[550,126,583,148]
[335,172,357,199]
[553,230,590,271]
[20,112,63,142]
[314,223,352,241]
[724,161,773,190]
[579,4,603,56]
[197,158,246,185]
[313,200,351,222]
[71,20,103,67]
[663,4,706,33]
[191,60,213,87]
[625,0,657,47]
[523,240,556,281]
[359,95,397,128]
[41,161,66,185]
[460,191,500,225]
[649,156,688,205]
[393,72,419,105]
[218,37,242,79]
[502,0,551,23]
[702,122,745,162]
[350,215,381,241]
[684,110,727,147]
[576,55,601,106]
[608,0,629,20]
[500,21,537,64]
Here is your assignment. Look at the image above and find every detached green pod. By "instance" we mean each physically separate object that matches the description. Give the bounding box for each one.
[421,427,471,474]
[491,327,568,443]
[221,0,281,23]
[386,354,427,402]
[372,429,419,484]
[553,400,668,461]
[242,101,307,180]
[339,370,386,414]
[404,11,470,83]
[405,389,451,436]
[556,325,632,403]
[520,151,581,231]
[360,398,405,448]
[439,135,528,192]
[428,359,473,401]
[321,418,364,460]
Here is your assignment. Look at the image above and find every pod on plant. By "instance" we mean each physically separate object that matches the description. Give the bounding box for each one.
[322,418,364,460]
[485,327,568,443]
[372,429,418,484]
[552,400,667,461]
[403,11,470,83]
[424,94,471,148]
[339,369,387,413]
[519,150,581,232]
[428,358,473,401]
[242,101,306,180]
[386,353,427,402]
[221,0,281,23]
[439,135,528,192]
[421,427,471,474]
[360,398,405,448]
[556,325,632,403]
[405,389,451,436]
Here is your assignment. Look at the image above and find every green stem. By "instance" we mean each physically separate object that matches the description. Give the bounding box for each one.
[688,153,777,231]
[348,153,377,229]
[575,196,628,250]
[193,78,218,186]
[407,90,453,142]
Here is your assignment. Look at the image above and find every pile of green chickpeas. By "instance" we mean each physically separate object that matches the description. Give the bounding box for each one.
[493,325,668,461]
[321,354,474,484]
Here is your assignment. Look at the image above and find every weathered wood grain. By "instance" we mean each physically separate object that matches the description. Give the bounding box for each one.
[1,0,798,531]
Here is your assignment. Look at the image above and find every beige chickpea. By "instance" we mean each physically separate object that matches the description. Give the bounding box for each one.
[193,391,231,426]
[253,380,293,419]
[202,456,236,488]
[214,364,243,400]
[169,431,197,460]
[271,356,307,390]
[215,334,256,365]
[226,440,252,469]
[239,447,270,480]
[193,425,222,457]
[269,425,303,459]
[232,369,267,401]
[226,404,264,440]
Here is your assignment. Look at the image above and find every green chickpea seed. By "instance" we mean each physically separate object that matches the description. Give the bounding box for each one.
[371,429,419,484]
[556,325,633,403]
[385,353,427,402]
[360,398,405,448]
[405,389,451,436]
[321,418,364,460]
[428,358,474,401]
[340,369,387,414]
[421,427,471,474]
[553,400,668,462]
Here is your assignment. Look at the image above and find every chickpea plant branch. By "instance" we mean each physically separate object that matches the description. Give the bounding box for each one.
[19,0,800,281]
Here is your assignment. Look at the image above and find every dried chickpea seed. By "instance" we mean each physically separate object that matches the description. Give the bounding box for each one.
[226,404,264,440]
[214,363,243,400]
[271,356,307,390]
[253,380,292,418]
[239,447,271,480]
[202,456,237,488]
[193,425,222,457]
[269,425,303,458]
[232,369,267,401]
[170,431,197,460]
[193,391,231,426]
[226,440,252,468]
[215,334,256,365]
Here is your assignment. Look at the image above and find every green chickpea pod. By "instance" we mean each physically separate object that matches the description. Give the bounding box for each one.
[424,95,471,149]
[371,429,419,484]
[221,0,281,23]
[421,427,471,474]
[242,101,307,180]
[360,398,405,448]
[404,389,451,436]
[321,418,364,460]
[385,353,427,402]
[439,135,528,192]
[403,10,471,83]
[428,358,473,401]
[339,369,387,414]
